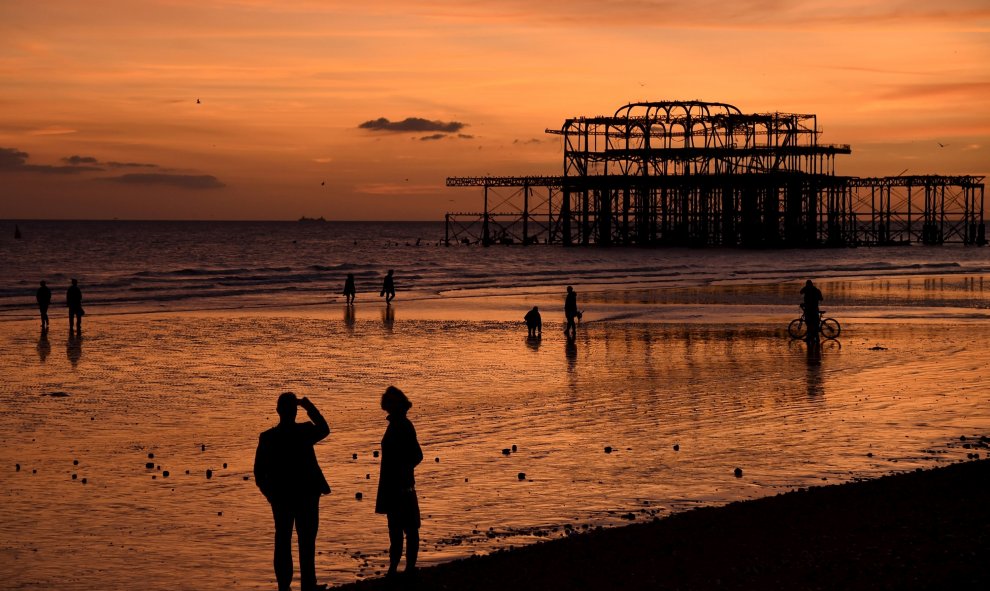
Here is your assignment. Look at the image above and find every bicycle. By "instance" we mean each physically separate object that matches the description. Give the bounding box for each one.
[788,309,841,340]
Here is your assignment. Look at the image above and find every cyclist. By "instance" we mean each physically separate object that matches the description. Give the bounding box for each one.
[800,279,824,339]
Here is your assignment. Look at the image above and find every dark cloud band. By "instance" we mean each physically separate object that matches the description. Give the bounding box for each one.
[359,117,466,133]
[101,173,225,189]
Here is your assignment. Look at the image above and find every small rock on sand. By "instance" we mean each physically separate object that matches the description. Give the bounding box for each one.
[517,472,526,480]
[604,446,613,454]
[206,469,213,479]
[734,468,743,478]
[355,492,363,500]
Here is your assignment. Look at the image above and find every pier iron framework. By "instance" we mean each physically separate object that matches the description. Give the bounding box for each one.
[445,101,985,247]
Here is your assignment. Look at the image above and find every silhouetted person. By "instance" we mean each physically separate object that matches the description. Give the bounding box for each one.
[254,393,331,591]
[800,280,823,340]
[66,279,83,331]
[375,386,423,580]
[524,306,542,337]
[36,280,51,330]
[343,273,356,305]
[380,270,395,305]
[564,286,579,336]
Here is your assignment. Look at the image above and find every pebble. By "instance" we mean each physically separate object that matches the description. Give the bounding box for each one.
[145,462,155,469]
[185,470,190,475]
[435,457,440,463]
[71,474,77,480]
[366,474,370,479]
[734,468,743,478]
[517,472,526,480]
[222,463,228,469]
[73,460,79,466]
[15,464,19,471]
[81,478,87,484]
[867,452,874,458]
[512,445,517,452]
[218,511,223,516]
[373,451,379,458]
[206,469,213,479]
[352,453,358,460]
[355,492,363,500]
[148,453,154,459]
[502,448,511,455]
[163,471,170,478]
[201,444,206,451]
[673,444,680,452]
[604,446,612,454]
[243,476,250,481]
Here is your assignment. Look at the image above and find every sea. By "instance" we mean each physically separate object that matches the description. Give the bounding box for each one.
[1,220,989,590]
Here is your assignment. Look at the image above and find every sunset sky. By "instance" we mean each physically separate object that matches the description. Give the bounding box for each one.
[1,0,988,220]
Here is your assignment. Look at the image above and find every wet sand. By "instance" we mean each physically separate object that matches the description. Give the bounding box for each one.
[337,458,990,591]
[1,278,989,589]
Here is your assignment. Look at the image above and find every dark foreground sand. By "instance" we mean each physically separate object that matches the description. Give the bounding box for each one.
[337,459,989,591]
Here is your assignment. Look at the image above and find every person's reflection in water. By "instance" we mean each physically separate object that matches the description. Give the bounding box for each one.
[37,329,51,363]
[525,335,541,352]
[805,339,824,397]
[66,327,82,368]
[565,332,577,373]
[343,304,355,335]
[382,305,395,332]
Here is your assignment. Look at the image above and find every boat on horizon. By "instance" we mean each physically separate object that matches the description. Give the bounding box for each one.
[297,216,328,223]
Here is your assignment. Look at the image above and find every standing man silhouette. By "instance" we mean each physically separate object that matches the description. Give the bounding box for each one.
[800,279,824,341]
[380,269,396,305]
[36,280,51,330]
[66,279,83,331]
[254,393,331,591]
[564,285,578,337]
[343,273,356,305]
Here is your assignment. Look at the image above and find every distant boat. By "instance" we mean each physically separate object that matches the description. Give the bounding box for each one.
[14,224,21,239]
[298,216,328,223]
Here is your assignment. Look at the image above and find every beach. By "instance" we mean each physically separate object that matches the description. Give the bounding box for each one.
[2,222,990,589]
[336,458,990,591]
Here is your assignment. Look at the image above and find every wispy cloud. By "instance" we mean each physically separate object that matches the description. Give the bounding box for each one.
[0,147,102,174]
[101,173,225,189]
[418,133,447,141]
[359,117,466,133]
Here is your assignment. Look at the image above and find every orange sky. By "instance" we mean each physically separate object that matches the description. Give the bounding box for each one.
[1,0,988,220]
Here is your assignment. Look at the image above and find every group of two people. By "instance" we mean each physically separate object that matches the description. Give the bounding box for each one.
[343,270,396,305]
[35,279,84,331]
[253,387,422,591]
[523,285,582,338]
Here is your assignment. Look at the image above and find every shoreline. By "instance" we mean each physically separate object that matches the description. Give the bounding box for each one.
[337,459,990,590]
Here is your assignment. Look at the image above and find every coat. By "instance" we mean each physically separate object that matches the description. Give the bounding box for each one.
[375,413,423,515]
[254,411,331,502]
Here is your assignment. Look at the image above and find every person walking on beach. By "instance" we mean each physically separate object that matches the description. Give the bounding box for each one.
[524,306,542,338]
[564,285,579,337]
[343,273,356,305]
[800,279,823,340]
[36,280,51,330]
[380,269,396,305]
[375,386,423,580]
[66,279,83,331]
[254,393,332,591]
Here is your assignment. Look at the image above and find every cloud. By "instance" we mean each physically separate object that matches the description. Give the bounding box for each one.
[419,133,447,141]
[457,133,475,139]
[64,154,159,169]
[101,173,225,189]
[0,147,102,174]
[27,126,77,136]
[63,155,99,165]
[359,117,466,133]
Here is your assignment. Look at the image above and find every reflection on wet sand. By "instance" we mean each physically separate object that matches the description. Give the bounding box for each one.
[37,329,51,363]
[343,304,355,334]
[525,335,541,352]
[382,305,395,332]
[66,328,82,367]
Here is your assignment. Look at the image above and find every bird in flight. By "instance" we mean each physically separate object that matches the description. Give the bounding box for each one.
[321,181,325,186]
[937,142,949,148]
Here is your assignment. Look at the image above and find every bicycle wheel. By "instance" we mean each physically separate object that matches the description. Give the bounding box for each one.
[820,318,841,339]
[787,318,806,339]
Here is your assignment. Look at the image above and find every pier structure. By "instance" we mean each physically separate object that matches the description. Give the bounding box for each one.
[445,100,985,247]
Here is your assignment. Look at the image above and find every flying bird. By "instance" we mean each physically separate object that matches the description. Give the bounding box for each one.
[937,142,949,148]
[321,181,325,186]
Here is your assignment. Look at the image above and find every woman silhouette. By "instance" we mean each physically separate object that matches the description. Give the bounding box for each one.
[375,386,423,578]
